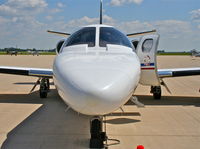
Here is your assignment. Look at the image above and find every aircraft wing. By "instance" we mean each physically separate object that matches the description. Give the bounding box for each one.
[1,66,200,79]
[158,67,200,78]
[127,30,156,37]
[0,66,53,78]
[47,30,70,37]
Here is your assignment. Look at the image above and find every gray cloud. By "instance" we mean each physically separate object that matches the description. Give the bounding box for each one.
[110,0,143,6]
[190,9,200,21]
[57,2,65,8]
[0,0,48,17]
[0,10,199,51]
[7,0,47,8]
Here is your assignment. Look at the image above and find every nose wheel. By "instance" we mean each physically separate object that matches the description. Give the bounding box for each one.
[90,117,107,148]
[151,86,161,100]
[39,78,50,98]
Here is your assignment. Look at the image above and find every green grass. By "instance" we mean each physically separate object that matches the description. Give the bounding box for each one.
[0,52,56,55]
[0,51,191,56]
[39,52,56,55]
[157,53,191,56]
[0,52,6,55]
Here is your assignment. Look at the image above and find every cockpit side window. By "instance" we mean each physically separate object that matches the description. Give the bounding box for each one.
[99,27,132,48]
[66,27,96,47]
[142,39,153,53]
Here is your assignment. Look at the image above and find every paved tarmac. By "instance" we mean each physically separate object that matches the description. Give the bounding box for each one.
[0,55,200,149]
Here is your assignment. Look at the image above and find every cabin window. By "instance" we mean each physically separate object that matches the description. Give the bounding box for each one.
[99,27,132,48]
[66,27,96,47]
[142,39,153,52]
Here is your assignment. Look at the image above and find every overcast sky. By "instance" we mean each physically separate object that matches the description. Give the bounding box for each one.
[0,0,200,51]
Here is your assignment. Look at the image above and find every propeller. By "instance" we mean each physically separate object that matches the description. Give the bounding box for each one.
[30,77,41,93]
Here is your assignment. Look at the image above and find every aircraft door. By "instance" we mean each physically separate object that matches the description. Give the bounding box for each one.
[136,34,160,86]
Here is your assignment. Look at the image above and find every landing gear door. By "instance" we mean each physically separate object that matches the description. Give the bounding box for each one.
[136,34,160,86]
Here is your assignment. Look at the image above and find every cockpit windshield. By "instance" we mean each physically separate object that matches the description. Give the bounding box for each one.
[99,27,132,48]
[65,27,96,47]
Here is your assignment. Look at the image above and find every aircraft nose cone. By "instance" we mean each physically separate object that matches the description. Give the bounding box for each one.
[54,53,140,115]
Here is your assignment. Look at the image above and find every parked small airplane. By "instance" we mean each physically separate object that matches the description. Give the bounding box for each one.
[28,50,40,56]
[191,49,200,57]
[6,50,18,56]
[0,1,200,148]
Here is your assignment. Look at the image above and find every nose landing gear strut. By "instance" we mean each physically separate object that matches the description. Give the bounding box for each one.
[39,78,50,98]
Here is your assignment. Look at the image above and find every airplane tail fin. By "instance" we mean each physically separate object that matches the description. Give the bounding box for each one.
[100,0,103,24]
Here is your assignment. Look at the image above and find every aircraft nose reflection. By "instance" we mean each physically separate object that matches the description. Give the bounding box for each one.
[54,54,140,115]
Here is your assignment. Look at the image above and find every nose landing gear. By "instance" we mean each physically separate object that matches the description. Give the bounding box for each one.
[89,116,120,148]
[90,117,107,148]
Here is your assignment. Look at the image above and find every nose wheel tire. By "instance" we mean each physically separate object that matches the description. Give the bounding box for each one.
[151,86,161,100]
[90,117,107,148]
[40,90,47,98]
[39,78,50,98]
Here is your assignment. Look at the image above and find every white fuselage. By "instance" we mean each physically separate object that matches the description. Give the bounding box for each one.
[53,25,141,115]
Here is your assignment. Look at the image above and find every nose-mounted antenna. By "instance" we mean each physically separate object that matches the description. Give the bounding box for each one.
[100,0,103,24]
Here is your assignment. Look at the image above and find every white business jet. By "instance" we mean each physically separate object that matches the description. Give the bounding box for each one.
[0,1,200,148]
